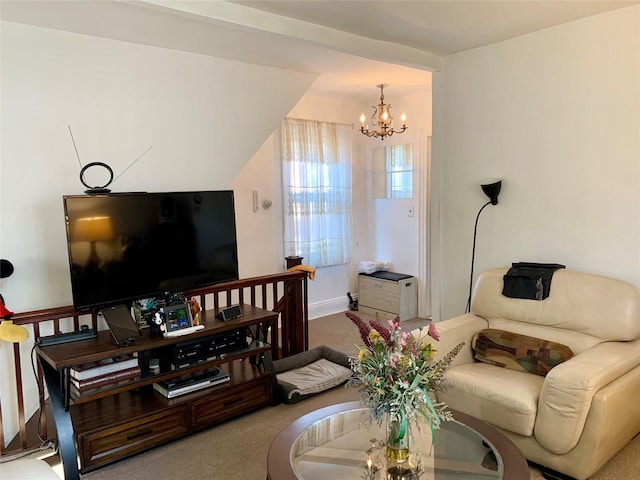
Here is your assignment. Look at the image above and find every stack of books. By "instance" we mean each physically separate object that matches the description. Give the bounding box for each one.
[153,367,230,399]
[70,353,141,396]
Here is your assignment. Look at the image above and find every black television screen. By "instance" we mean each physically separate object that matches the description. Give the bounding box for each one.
[63,191,239,311]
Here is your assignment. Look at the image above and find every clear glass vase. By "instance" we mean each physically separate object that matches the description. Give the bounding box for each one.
[385,413,422,479]
[386,414,410,464]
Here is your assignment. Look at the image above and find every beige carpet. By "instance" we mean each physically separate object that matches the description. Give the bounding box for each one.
[49,311,638,479]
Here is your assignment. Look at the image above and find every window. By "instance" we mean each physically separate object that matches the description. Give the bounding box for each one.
[281,118,352,267]
[372,143,413,199]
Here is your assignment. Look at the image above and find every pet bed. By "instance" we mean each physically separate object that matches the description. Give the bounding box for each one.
[273,345,353,404]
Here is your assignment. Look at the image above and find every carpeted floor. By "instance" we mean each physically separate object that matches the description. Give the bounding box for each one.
[47,311,639,479]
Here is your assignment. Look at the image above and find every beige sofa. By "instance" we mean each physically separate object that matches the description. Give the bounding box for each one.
[429,267,640,480]
[0,459,59,479]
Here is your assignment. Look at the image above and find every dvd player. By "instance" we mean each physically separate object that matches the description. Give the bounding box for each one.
[153,367,230,398]
[170,329,247,369]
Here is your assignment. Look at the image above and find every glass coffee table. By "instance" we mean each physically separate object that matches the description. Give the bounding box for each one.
[267,401,529,479]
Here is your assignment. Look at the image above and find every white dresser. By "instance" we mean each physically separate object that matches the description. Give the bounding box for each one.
[358,272,417,321]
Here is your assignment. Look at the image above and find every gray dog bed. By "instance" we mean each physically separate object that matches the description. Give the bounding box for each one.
[273,345,353,404]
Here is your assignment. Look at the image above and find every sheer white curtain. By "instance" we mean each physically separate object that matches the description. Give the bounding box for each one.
[281,118,352,267]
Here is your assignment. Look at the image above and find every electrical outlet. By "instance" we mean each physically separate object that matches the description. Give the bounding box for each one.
[408,205,414,217]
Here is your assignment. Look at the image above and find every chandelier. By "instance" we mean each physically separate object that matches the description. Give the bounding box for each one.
[359,84,407,141]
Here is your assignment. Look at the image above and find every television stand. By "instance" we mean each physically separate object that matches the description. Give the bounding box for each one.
[36,304,278,478]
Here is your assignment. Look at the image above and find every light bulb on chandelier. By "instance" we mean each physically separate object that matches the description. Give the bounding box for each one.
[359,84,407,141]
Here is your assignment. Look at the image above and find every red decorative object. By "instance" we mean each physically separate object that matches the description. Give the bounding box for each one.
[0,259,15,318]
[0,294,14,319]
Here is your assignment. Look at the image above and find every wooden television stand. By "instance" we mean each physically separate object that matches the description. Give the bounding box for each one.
[35,304,278,479]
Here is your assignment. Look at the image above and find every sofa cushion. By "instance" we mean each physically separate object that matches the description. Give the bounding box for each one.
[438,362,545,436]
[487,319,601,355]
[472,328,573,376]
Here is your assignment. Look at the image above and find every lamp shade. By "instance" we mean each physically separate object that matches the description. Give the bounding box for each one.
[0,320,29,343]
[73,216,114,242]
[481,179,502,205]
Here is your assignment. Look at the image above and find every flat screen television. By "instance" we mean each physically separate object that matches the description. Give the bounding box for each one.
[63,191,239,311]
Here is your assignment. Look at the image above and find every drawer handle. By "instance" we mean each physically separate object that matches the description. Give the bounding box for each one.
[374,282,383,288]
[405,282,412,287]
[223,397,244,407]
[127,428,153,440]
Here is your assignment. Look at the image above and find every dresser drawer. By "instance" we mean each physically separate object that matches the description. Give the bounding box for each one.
[78,405,189,471]
[358,273,417,321]
[359,277,401,312]
[190,375,272,429]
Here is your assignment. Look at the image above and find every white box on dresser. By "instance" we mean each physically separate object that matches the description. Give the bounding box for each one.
[358,272,417,321]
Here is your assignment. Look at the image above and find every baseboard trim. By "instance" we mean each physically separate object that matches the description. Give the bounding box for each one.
[308,296,352,320]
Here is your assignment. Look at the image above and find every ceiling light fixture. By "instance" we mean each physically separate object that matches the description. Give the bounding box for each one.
[359,84,407,141]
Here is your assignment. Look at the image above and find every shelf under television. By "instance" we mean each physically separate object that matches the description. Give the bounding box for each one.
[70,360,271,432]
[69,339,271,404]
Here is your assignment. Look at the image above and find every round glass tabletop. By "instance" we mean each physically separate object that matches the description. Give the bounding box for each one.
[267,402,529,480]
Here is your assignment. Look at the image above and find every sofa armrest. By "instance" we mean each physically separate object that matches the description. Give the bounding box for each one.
[535,338,640,454]
[415,314,488,367]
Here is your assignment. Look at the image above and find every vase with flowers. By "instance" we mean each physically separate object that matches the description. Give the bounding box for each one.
[346,312,464,477]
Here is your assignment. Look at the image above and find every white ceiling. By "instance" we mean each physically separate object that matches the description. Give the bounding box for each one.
[1,0,637,98]
[233,1,638,56]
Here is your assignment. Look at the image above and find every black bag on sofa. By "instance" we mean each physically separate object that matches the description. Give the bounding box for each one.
[502,262,565,300]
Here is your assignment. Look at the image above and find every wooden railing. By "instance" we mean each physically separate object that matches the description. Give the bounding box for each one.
[0,269,308,457]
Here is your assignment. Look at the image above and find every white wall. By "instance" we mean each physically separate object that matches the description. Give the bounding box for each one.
[0,20,317,447]
[432,5,640,321]
[230,136,285,277]
[0,21,317,310]
[363,90,432,315]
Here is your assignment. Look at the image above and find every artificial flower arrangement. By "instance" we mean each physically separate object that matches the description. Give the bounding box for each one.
[346,312,464,447]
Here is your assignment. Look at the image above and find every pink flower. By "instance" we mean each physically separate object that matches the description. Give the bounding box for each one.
[389,316,401,331]
[428,323,440,341]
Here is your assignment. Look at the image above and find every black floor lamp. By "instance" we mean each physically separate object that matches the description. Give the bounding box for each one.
[465,179,502,313]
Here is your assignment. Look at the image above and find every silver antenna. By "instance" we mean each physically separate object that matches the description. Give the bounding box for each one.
[68,125,83,168]
[112,146,153,184]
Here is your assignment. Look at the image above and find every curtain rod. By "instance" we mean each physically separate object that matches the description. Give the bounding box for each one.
[286,117,355,129]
